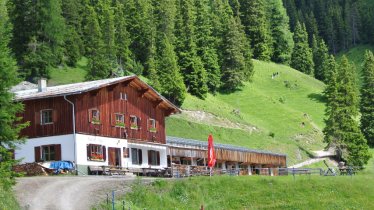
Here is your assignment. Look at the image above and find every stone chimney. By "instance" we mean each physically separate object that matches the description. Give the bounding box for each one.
[38,78,47,92]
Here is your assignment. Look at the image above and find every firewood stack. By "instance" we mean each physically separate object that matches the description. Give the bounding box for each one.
[13,162,54,176]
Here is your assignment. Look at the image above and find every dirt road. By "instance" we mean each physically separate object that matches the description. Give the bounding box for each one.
[14,176,143,210]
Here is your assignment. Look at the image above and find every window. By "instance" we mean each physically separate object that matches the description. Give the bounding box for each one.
[148,118,156,132]
[123,147,129,158]
[131,148,142,165]
[130,115,139,129]
[41,109,53,125]
[114,113,125,127]
[148,150,160,166]
[34,144,61,162]
[42,145,55,161]
[87,144,106,161]
[89,109,100,124]
[120,92,127,101]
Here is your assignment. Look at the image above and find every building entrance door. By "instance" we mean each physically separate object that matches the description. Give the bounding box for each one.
[108,147,121,166]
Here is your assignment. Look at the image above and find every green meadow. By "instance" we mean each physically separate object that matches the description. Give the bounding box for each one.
[95,150,374,210]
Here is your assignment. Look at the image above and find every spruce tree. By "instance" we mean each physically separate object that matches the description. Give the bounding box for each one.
[113,1,132,75]
[323,55,339,145]
[324,56,370,166]
[360,51,374,146]
[239,0,273,61]
[195,0,221,93]
[61,0,84,66]
[312,36,329,82]
[98,1,117,76]
[291,22,314,75]
[83,5,111,80]
[0,0,28,188]
[157,35,186,106]
[7,0,65,80]
[268,0,293,64]
[220,16,247,91]
[175,0,208,99]
[124,0,153,67]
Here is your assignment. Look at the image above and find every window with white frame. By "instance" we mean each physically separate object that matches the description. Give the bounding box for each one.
[148,118,156,132]
[148,150,160,166]
[87,144,105,161]
[130,115,138,129]
[41,109,53,125]
[131,148,142,165]
[115,113,125,127]
[120,92,127,100]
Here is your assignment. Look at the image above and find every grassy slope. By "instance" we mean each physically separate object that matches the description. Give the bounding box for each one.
[48,57,88,86]
[168,60,326,164]
[48,59,326,164]
[337,44,374,86]
[95,150,374,210]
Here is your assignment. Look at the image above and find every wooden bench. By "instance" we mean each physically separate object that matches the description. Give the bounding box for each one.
[88,165,103,175]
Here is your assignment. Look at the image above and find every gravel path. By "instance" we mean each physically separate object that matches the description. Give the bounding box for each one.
[14,176,146,210]
[288,158,325,168]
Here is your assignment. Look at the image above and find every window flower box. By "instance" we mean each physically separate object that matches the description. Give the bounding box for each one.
[115,122,125,127]
[149,127,157,133]
[130,124,138,130]
[92,118,101,125]
[89,153,104,161]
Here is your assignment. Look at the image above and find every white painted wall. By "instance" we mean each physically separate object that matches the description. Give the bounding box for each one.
[127,142,167,169]
[15,134,75,163]
[75,134,128,167]
[15,133,168,169]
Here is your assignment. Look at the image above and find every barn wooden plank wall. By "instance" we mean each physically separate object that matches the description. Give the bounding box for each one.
[169,147,286,167]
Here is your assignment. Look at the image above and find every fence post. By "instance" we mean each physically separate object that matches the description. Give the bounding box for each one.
[122,200,125,210]
[112,190,115,210]
[107,193,109,205]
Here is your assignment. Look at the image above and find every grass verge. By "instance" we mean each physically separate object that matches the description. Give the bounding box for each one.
[95,150,373,210]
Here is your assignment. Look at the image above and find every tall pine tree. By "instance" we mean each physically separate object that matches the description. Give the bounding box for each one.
[175,0,208,99]
[113,1,132,76]
[239,0,272,61]
[291,22,314,75]
[195,0,221,93]
[83,4,111,80]
[324,56,370,166]
[312,36,329,82]
[157,35,186,106]
[360,51,374,146]
[268,0,293,64]
[0,0,28,188]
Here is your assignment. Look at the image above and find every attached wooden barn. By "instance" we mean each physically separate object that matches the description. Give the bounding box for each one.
[167,136,287,176]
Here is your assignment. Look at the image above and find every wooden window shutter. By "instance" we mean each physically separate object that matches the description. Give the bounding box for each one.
[53,110,58,123]
[88,109,92,122]
[103,146,107,161]
[87,144,90,159]
[139,149,142,165]
[54,144,61,161]
[111,113,116,126]
[34,147,41,162]
[137,117,141,129]
[35,111,40,126]
[157,151,160,166]
[148,150,152,165]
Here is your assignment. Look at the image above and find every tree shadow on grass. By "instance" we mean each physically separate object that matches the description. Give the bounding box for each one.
[307,93,326,103]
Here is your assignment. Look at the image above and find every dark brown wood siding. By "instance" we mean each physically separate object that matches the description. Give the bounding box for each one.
[73,83,167,143]
[169,147,287,167]
[20,97,73,138]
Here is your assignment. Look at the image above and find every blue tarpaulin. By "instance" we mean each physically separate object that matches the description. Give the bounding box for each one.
[50,161,74,174]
